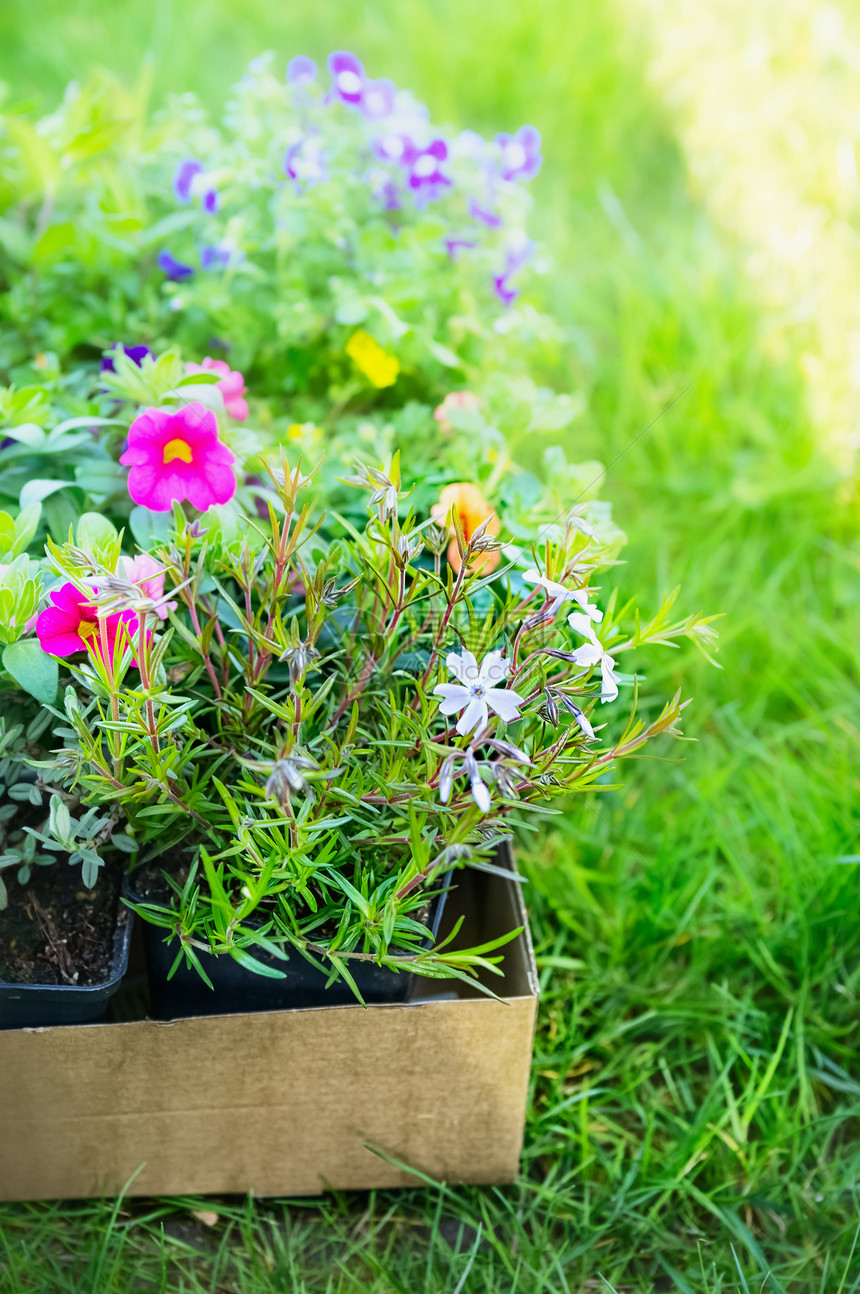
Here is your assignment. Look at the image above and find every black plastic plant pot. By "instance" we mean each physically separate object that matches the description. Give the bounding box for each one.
[0,908,134,1030]
[127,876,453,1021]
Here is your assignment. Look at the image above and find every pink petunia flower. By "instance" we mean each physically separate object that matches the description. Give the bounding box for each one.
[185,357,249,421]
[119,403,237,513]
[120,555,178,620]
[433,391,480,436]
[36,584,142,667]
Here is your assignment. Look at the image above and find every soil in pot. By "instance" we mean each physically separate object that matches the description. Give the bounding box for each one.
[0,854,132,1028]
[128,858,452,1019]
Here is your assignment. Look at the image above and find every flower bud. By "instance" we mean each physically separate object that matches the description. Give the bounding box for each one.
[438,755,455,805]
[541,688,559,726]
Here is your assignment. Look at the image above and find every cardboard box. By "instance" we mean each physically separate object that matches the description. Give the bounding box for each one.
[0,852,538,1200]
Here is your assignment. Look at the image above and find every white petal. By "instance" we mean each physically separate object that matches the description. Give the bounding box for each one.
[433,683,470,715]
[456,696,488,736]
[524,569,570,602]
[485,687,523,724]
[600,655,620,703]
[571,589,603,623]
[447,649,478,686]
[568,611,599,642]
[479,650,510,686]
[470,777,491,814]
[570,642,602,667]
[571,706,596,740]
[438,758,454,803]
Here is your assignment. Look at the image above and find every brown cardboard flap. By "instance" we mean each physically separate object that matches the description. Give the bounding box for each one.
[0,853,538,1200]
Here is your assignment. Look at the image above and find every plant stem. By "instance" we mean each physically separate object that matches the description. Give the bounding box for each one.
[98,616,122,779]
[187,601,223,699]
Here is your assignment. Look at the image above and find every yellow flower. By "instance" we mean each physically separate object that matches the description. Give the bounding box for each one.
[287,422,322,443]
[346,330,400,388]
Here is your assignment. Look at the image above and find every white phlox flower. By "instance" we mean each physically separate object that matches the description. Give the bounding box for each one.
[433,649,524,736]
[524,569,603,622]
[568,613,621,704]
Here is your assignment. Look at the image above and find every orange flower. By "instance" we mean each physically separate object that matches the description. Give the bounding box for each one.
[432,482,501,574]
[433,391,480,436]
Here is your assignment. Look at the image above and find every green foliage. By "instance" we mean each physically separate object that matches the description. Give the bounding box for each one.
[1,638,57,703]
[0,57,559,414]
[0,710,58,907]
[35,450,706,990]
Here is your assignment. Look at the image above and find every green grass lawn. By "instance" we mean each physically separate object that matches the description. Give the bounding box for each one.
[2,1,859,1289]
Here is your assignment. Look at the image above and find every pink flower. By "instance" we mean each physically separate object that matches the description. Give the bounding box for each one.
[120,403,237,513]
[121,555,178,620]
[35,584,142,667]
[185,357,249,421]
[433,391,480,436]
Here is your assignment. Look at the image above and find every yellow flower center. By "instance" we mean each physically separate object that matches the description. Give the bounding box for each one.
[163,438,193,464]
[78,618,99,641]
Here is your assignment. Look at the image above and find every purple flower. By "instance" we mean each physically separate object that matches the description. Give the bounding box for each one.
[200,239,244,270]
[360,77,396,119]
[366,170,402,210]
[493,277,518,307]
[445,237,477,260]
[284,137,326,187]
[493,235,535,305]
[371,132,416,166]
[407,139,451,201]
[496,125,542,182]
[468,199,503,229]
[328,51,365,105]
[100,344,153,374]
[157,250,194,281]
[287,55,317,84]
[454,129,487,160]
[381,182,402,210]
[173,159,202,203]
[173,158,219,214]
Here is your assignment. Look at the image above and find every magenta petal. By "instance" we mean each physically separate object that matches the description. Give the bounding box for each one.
[328,50,363,77]
[36,607,83,656]
[119,444,153,466]
[127,464,181,511]
[225,396,248,421]
[122,402,237,512]
[48,583,84,615]
[125,410,167,449]
[186,460,237,510]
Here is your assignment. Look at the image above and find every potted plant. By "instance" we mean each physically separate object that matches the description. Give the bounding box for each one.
[21,391,717,1018]
[0,537,134,1028]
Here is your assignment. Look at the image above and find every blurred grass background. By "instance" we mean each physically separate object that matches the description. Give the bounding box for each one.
[2,1,860,1290]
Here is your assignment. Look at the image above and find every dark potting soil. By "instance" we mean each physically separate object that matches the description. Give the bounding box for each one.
[0,854,128,987]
